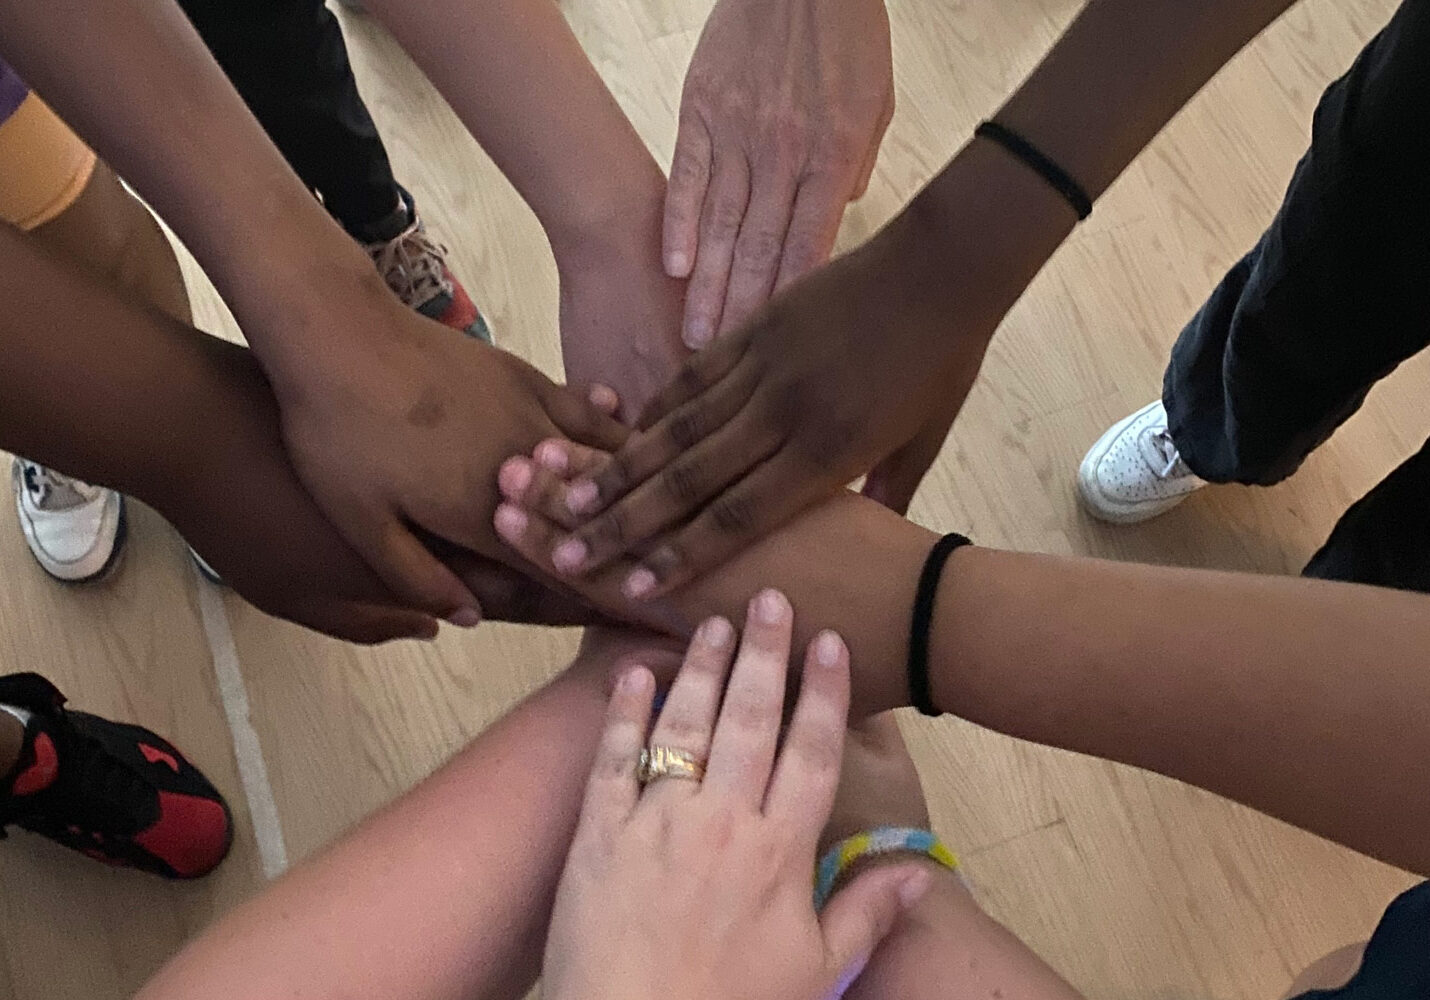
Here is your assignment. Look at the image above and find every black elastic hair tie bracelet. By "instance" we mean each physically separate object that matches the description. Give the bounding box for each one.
[907,532,973,717]
[974,120,1093,221]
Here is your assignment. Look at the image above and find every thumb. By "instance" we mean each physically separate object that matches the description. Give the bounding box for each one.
[861,451,926,515]
[820,864,931,979]
[861,413,953,514]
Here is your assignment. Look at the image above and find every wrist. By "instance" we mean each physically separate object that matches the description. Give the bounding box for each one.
[546,158,667,275]
[239,252,406,402]
[881,135,1077,341]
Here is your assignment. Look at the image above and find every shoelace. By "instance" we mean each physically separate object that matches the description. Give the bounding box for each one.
[20,463,95,511]
[1148,429,1190,480]
[366,220,453,309]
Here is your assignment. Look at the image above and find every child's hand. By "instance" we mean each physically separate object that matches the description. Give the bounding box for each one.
[542,590,929,1000]
[158,337,610,641]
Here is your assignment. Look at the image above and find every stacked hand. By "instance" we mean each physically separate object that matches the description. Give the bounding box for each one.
[504,138,1077,600]
[506,211,980,600]
[154,333,618,643]
[667,0,894,348]
[268,290,629,626]
[543,591,928,1000]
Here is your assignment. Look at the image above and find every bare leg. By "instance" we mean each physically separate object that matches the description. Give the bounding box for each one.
[822,713,1084,1000]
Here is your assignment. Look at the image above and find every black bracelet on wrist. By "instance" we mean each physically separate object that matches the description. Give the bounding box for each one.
[907,532,973,717]
[974,120,1093,221]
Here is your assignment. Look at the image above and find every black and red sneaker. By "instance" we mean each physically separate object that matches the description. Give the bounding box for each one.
[0,672,233,878]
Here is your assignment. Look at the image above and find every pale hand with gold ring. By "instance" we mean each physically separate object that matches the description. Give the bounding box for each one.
[638,745,707,785]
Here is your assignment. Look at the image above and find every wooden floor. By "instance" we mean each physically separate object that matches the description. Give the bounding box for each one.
[1,0,1421,996]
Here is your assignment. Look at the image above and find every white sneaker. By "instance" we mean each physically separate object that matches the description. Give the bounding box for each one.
[11,458,126,582]
[1078,401,1206,523]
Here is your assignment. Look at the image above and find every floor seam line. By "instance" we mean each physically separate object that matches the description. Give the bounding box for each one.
[194,566,288,879]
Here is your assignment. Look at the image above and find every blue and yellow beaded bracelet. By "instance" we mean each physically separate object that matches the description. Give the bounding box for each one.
[814,826,959,911]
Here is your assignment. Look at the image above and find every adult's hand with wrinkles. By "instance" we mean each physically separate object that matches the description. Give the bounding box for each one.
[666,0,894,348]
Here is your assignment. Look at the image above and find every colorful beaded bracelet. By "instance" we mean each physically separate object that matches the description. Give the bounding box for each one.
[814,826,960,911]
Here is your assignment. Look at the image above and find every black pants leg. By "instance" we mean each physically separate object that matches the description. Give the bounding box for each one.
[1160,0,1430,587]
[177,0,401,235]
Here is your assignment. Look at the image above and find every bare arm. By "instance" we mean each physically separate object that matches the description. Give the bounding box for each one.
[357,0,689,413]
[546,0,1308,596]
[0,0,376,369]
[499,463,1430,876]
[0,0,637,617]
[136,631,684,1000]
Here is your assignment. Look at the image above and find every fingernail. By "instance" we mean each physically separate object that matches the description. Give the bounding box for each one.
[664,250,690,277]
[553,537,588,574]
[448,607,482,628]
[494,503,528,539]
[623,568,658,600]
[898,869,933,907]
[619,666,649,694]
[814,630,844,667]
[566,480,599,514]
[535,441,568,474]
[829,954,870,1000]
[588,384,619,413]
[754,588,788,624]
[499,457,532,498]
[683,318,712,350]
[700,615,733,648]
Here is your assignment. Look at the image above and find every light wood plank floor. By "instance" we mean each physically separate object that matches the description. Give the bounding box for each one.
[1,0,1420,996]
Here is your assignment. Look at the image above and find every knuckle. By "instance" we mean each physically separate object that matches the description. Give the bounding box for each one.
[645,542,688,584]
[736,228,783,271]
[667,408,708,451]
[670,146,709,189]
[593,505,631,548]
[657,711,711,752]
[791,726,843,775]
[709,198,746,236]
[601,449,640,496]
[662,458,706,504]
[780,236,821,275]
[709,491,757,536]
[722,690,774,734]
[676,362,710,397]
[597,741,635,782]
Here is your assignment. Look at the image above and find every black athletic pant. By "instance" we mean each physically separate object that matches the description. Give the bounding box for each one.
[1162,0,1430,591]
[177,0,401,237]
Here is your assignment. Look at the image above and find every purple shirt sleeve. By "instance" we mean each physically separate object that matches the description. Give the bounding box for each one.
[0,60,32,125]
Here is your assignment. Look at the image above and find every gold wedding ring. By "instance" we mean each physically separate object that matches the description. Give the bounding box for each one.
[638,745,707,786]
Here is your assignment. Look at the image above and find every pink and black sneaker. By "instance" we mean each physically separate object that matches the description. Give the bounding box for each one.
[0,672,233,879]
[360,187,494,344]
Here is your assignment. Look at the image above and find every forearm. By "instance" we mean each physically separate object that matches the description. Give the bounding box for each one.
[0,223,217,496]
[361,0,667,266]
[608,494,1430,873]
[936,548,1430,876]
[879,0,1300,359]
[0,0,383,372]
[994,0,1297,202]
[137,644,633,1000]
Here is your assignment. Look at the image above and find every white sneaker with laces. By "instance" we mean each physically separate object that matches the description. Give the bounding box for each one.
[1078,401,1207,523]
[11,458,126,582]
